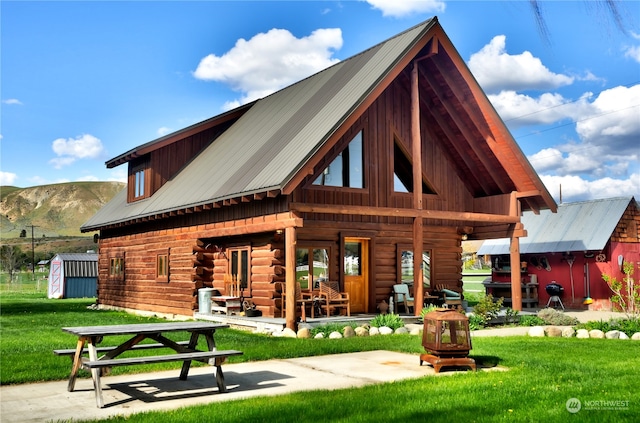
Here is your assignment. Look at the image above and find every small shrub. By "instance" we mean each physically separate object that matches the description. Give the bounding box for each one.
[610,316,640,336]
[369,313,405,330]
[504,307,520,324]
[575,319,610,333]
[537,308,579,325]
[472,294,503,325]
[468,314,485,330]
[519,315,546,327]
[602,261,639,315]
[576,317,640,337]
[463,291,482,308]
[418,304,438,321]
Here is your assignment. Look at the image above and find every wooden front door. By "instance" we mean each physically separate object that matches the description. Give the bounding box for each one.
[343,238,369,313]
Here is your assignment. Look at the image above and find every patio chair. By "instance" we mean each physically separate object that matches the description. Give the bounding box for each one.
[280,282,314,321]
[435,283,463,309]
[393,284,414,313]
[318,281,350,317]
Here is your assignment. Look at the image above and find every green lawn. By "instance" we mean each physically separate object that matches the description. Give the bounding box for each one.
[1,290,638,422]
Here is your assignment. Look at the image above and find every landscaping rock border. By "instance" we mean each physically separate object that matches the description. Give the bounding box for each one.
[261,323,640,340]
[528,326,640,339]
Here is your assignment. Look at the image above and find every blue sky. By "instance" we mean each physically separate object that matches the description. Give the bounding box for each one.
[2,0,639,203]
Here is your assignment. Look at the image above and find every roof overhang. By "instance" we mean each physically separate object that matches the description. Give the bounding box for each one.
[106,102,255,168]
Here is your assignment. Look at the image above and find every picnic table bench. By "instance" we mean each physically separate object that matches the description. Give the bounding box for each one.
[59,321,242,408]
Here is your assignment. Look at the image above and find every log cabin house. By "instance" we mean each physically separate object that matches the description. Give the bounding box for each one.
[81,17,557,329]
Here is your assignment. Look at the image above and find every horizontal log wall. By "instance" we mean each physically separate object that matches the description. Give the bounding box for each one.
[98,217,288,317]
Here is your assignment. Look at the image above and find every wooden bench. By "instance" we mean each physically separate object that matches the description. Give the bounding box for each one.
[81,350,243,370]
[53,341,191,359]
[82,349,243,407]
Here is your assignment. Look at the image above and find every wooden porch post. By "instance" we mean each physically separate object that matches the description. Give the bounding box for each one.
[411,61,424,315]
[509,236,522,311]
[285,226,297,330]
[509,192,522,311]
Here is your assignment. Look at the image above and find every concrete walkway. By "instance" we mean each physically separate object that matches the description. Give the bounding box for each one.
[1,350,491,423]
[0,309,628,422]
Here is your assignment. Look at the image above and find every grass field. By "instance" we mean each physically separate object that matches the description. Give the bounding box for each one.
[1,289,639,422]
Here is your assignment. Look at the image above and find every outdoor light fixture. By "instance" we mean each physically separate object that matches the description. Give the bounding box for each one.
[457,226,473,241]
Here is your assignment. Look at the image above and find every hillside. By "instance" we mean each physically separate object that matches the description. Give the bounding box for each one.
[1,181,125,239]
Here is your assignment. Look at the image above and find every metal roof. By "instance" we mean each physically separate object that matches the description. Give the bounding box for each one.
[81,16,555,232]
[82,19,436,231]
[51,253,98,278]
[52,253,98,262]
[477,197,635,255]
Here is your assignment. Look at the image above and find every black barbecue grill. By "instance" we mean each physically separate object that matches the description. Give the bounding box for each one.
[545,282,564,310]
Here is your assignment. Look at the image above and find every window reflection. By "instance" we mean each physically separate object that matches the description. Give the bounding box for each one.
[400,249,431,287]
[296,247,329,289]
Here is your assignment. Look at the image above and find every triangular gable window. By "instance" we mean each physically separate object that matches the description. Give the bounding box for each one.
[313,131,364,188]
[394,139,435,194]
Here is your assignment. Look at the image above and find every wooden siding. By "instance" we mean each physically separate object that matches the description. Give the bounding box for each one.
[295,77,475,226]
[612,201,640,243]
[126,124,232,202]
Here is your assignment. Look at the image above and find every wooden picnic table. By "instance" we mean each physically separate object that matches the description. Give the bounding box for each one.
[60,321,242,408]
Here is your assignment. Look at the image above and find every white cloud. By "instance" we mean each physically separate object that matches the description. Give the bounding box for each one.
[575,84,640,155]
[527,148,565,173]
[624,45,640,62]
[193,28,343,108]
[49,157,77,169]
[107,168,128,184]
[625,32,640,63]
[489,91,592,128]
[528,144,605,176]
[541,173,640,203]
[364,0,445,17]
[0,171,18,185]
[2,98,23,105]
[49,134,105,169]
[157,127,172,136]
[469,35,574,94]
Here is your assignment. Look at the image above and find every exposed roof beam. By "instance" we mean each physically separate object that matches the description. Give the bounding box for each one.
[418,91,494,195]
[290,202,520,224]
[418,63,510,194]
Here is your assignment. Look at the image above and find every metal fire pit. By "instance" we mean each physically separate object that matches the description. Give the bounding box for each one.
[420,308,476,373]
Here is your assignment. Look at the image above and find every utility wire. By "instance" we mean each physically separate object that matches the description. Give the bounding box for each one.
[515,103,639,139]
[503,79,639,124]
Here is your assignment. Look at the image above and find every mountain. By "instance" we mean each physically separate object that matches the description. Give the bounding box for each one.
[1,181,125,239]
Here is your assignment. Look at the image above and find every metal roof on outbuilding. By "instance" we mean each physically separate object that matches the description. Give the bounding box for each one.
[51,253,98,278]
[477,197,635,255]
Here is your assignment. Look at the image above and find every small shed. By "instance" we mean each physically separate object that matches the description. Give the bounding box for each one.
[37,259,50,272]
[47,253,98,299]
[478,197,640,310]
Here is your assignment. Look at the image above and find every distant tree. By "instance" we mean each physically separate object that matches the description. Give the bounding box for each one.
[0,245,22,282]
